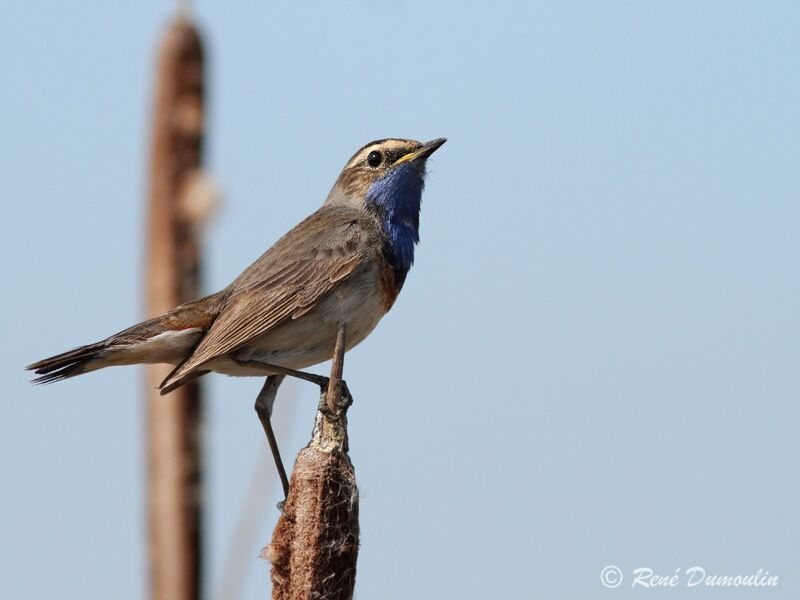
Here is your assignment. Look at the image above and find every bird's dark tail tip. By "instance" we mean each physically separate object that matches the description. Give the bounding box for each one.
[26,342,106,384]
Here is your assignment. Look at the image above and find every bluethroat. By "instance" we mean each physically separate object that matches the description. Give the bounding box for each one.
[27,137,446,494]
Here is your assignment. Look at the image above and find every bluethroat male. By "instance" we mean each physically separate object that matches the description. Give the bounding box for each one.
[27,137,446,493]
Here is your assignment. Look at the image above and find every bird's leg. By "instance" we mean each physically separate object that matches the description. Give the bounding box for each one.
[232,357,329,388]
[231,357,341,397]
[254,374,290,499]
[250,325,353,501]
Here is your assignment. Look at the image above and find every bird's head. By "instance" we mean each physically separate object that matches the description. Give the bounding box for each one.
[325,138,446,278]
[325,138,446,208]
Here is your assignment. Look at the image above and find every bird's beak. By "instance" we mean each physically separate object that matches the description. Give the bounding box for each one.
[394,138,447,166]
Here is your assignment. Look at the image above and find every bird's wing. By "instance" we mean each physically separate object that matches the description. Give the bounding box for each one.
[159,206,377,392]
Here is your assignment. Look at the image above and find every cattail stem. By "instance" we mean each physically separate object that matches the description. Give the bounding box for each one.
[264,324,359,600]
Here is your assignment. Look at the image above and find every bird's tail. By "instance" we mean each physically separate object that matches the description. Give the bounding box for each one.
[26,292,225,386]
[26,341,109,384]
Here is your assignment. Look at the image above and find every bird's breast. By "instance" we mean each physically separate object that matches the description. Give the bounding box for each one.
[378,255,403,312]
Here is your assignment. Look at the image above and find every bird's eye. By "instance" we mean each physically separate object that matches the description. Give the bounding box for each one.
[367,151,383,167]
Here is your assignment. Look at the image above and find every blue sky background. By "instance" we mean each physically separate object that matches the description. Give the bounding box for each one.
[1,1,798,598]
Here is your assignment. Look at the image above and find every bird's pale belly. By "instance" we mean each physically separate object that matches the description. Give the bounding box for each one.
[206,262,391,377]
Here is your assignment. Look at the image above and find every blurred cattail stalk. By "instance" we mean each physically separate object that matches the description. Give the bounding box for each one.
[145,12,207,600]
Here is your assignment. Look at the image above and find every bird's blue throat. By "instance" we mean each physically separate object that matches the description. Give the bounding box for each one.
[365,162,425,288]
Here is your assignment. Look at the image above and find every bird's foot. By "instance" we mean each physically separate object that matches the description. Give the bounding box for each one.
[318,379,353,418]
[315,376,330,394]
[276,499,295,522]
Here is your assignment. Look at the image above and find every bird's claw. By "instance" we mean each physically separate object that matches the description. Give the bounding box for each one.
[276,499,295,523]
[336,381,353,409]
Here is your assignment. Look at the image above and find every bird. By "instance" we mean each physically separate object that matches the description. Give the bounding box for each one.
[27,137,445,474]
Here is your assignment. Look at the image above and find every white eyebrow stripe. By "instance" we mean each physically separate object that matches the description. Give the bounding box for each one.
[344,139,421,169]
